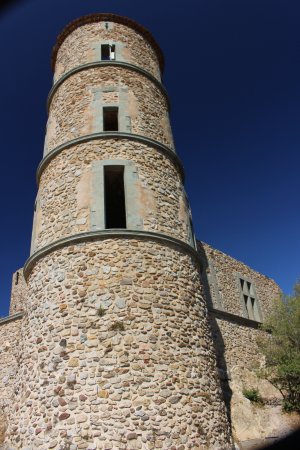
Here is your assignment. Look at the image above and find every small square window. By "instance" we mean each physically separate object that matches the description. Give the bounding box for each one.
[101,44,116,61]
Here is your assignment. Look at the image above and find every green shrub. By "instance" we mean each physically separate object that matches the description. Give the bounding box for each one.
[283,400,295,412]
[257,280,300,413]
[242,388,263,404]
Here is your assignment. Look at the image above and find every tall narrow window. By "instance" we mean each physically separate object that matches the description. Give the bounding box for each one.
[103,107,119,131]
[104,166,126,229]
[101,44,116,60]
[189,216,196,249]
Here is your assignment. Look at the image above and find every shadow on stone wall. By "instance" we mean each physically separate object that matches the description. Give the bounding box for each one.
[0,407,7,445]
[264,428,300,450]
[197,242,233,434]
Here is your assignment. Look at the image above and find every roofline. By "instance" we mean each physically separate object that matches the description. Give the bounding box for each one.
[51,13,164,73]
[197,239,280,286]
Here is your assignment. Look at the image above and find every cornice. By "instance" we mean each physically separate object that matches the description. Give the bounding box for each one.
[209,307,262,329]
[47,61,169,112]
[24,230,201,280]
[0,312,24,325]
[37,133,184,184]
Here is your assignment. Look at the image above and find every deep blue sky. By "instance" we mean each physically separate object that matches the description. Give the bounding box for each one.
[0,0,299,316]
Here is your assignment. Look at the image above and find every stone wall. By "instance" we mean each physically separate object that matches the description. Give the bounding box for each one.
[1,240,296,448]
[1,15,236,450]
[54,21,161,83]
[33,140,189,252]
[9,269,27,314]
[6,239,232,450]
[198,241,298,445]
[210,313,265,372]
[198,241,280,318]
[0,315,22,445]
[46,67,172,155]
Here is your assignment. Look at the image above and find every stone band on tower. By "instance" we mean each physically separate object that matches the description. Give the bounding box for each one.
[6,14,232,449]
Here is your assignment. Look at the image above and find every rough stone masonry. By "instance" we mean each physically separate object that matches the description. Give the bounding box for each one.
[1,13,295,450]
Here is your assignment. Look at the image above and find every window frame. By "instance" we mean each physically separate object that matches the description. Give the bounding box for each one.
[90,159,143,232]
[237,274,262,322]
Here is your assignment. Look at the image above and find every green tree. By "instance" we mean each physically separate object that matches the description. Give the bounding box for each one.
[258,280,300,412]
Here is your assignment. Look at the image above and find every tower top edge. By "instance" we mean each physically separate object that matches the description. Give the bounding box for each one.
[51,13,165,73]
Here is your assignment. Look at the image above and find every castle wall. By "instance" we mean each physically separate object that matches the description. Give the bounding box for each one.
[2,10,296,450]
[210,315,299,444]
[33,140,188,253]
[54,21,161,83]
[0,315,22,445]
[7,240,232,449]
[199,242,280,318]
[9,269,27,314]
[45,67,172,155]
[3,15,234,450]
[198,242,297,444]
[1,241,295,448]
[0,270,26,444]
[210,315,265,376]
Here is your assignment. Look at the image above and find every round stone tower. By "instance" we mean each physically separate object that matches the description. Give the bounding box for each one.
[7,14,232,450]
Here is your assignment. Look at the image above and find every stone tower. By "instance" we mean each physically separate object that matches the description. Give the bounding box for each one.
[5,14,232,450]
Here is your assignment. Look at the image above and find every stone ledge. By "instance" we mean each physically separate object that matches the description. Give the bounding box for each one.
[25,230,201,280]
[47,61,170,111]
[209,307,262,329]
[37,133,184,184]
[0,312,23,326]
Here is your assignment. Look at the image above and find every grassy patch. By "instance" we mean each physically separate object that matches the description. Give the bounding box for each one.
[242,387,264,404]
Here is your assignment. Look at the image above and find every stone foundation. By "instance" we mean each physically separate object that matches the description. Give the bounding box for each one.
[6,239,232,450]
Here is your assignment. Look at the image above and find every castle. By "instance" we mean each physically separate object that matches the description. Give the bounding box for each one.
[0,13,292,450]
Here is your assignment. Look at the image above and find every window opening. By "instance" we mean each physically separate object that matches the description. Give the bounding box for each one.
[103,107,118,131]
[104,166,126,229]
[239,278,260,321]
[15,272,19,285]
[101,44,116,60]
[189,215,196,249]
[244,295,254,320]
